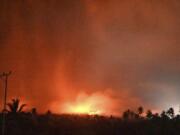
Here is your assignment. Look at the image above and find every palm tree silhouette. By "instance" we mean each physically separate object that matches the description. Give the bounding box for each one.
[7,98,26,114]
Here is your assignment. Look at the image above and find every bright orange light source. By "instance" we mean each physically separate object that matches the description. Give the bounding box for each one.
[66,103,101,115]
[62,92,111,115]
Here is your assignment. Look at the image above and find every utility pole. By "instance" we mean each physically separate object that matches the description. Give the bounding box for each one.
[0,71,11,135]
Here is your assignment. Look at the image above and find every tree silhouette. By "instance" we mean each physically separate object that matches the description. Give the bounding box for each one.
[122,109,139,120]
[146,110,153,119]
[1,102,180,135]
[7,98,26,114]
[31,108,37,115]
[166,107,174,119]
[137,106,144,116]
[161,110,169,120]
[122,109,131,120]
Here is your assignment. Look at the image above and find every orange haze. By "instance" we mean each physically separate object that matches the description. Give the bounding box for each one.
[0,0,180,115]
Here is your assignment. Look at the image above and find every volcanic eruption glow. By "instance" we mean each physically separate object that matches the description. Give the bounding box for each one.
[65,102,101,115]
[0,0,179,115]
[61,92,117,115]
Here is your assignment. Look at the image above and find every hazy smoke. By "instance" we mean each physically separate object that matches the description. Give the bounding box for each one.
[0,0,180,114]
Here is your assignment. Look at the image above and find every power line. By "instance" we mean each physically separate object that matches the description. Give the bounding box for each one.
[0,71,11,135]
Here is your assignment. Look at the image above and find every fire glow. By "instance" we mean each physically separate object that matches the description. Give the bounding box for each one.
[65,102,101,115]
[62,92,117,115]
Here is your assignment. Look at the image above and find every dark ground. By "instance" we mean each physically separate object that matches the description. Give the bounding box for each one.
[0,112,180,135]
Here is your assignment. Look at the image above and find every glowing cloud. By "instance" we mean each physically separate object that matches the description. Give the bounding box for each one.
[61,92,118,115]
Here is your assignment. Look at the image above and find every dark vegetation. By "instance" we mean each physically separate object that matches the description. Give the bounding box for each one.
[0,99,180,135]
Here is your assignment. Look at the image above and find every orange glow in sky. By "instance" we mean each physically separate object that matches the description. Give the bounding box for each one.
[61,92,117,115]
[65,102,101,115]
[1,0,179,114]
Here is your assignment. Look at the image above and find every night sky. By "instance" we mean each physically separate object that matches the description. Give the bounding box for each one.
[0,0,180,115]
